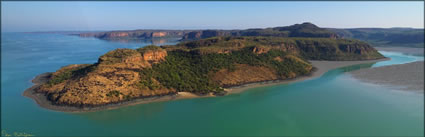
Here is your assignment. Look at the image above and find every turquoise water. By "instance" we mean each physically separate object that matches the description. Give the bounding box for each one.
[1,33,424,136]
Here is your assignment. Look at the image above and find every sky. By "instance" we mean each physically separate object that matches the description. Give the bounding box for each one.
[1,2,424,32]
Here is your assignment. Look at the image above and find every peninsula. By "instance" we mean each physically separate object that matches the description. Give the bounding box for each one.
[24,23,386,112]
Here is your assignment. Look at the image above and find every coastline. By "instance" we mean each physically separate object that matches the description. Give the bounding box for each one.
[23,58,389,113]
[23,73,214,113]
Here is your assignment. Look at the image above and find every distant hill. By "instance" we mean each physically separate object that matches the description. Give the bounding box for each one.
[75,23,423,48]
[181,22,340,40]
[78,30,196,39]
[329,28,424,48]
[76,22,340,40]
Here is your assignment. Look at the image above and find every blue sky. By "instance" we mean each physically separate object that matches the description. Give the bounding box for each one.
[1,2,424,32]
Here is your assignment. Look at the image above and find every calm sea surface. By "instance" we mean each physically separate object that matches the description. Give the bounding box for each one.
[1,33,424,136]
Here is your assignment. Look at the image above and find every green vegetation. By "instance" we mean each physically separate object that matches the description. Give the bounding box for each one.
[98,49,139,64]
[135,36,383,94]
[47,70,73,86]
[146,50,225,94]
[137,45,163,54]
[244,22,337,38]
[106,90,121,97]
[137,69,161,90]
[181,22,339,40]
[47,64,95,86]
[174,36,384,61]
[139,46,311,94]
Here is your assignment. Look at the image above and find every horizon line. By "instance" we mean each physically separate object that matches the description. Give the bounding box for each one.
[4,26,425,33]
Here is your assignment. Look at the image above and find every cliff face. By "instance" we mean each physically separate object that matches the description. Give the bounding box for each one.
[79,30,192,39]
[139,47,168,63]
[106,32,129,37]
[151,32,167,38]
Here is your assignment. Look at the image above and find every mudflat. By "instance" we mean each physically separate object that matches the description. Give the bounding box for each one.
[350,61,424,92]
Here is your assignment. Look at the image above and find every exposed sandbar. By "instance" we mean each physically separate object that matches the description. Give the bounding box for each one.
[350,61,424,92]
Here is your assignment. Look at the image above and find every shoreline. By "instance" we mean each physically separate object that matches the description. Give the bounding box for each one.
[23,73,215,113]
[23,58,389,113]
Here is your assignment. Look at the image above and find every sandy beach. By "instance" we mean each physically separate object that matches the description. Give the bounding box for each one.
[350,61,424,92]
[23,58,389,112]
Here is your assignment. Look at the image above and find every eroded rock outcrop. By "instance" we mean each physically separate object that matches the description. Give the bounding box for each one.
[151,32,167,37]
[78,30,191,39]
[36,46,174,106]
[140,48,167,64]
[252,46,271,54]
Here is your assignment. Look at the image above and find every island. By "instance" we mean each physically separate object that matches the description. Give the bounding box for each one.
[24,23,386,112]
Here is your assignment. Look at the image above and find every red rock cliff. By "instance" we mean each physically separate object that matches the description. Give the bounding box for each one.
[151,32,168,37]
